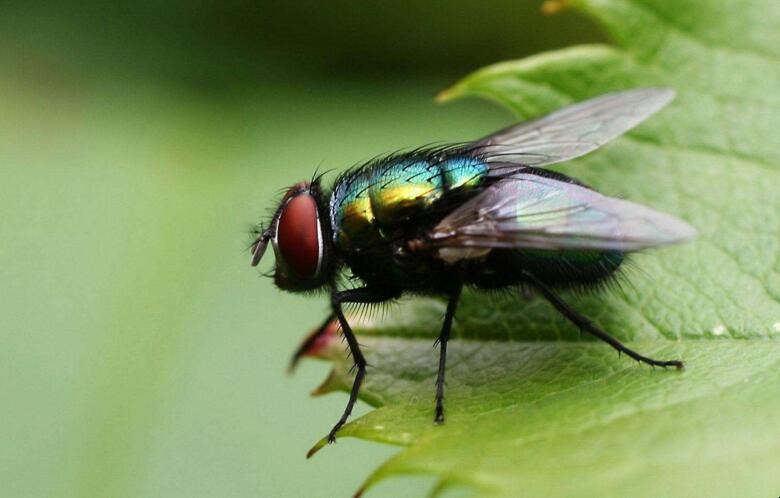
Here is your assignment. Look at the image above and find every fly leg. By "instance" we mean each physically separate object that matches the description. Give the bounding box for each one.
[288,312,336,373]
[326,287,398,444]
[522,271,684,369]
[435,284,463,423]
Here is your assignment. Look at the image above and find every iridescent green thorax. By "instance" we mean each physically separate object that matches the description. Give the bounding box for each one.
[330,155,489,254]
[329,172,377,252]
[368,160,443,225]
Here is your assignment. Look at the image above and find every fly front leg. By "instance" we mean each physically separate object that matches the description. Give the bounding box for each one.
[434,284,462,424]
[326,287,399,443]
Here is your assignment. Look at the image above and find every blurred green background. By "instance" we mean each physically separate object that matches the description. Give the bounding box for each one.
[0,2,602,497]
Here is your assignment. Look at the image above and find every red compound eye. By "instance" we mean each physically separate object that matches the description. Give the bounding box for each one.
[276,192,321,280]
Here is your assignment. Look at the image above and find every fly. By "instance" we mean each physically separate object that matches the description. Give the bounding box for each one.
[249,88,696,450]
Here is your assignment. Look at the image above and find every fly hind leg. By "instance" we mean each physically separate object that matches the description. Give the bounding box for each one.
[522,270,684,369]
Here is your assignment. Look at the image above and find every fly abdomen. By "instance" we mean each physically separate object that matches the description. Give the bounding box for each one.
[468,248,625,290]
[513,249,625,286]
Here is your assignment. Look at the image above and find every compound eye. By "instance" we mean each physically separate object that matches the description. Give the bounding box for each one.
[276,193,322,280]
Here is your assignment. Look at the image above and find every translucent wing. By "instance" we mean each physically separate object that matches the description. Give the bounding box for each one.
[472,88,675,169]
[429,174,696,253]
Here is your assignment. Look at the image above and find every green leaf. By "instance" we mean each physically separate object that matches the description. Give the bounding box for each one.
[310,1,780,496]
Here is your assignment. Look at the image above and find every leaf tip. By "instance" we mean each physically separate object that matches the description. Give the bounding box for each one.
[311,369,340,397]
[306,438,328,459]
[540,0,568,15]
[434,87,455,103]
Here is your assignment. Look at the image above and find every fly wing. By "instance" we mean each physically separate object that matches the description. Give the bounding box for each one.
[472,88,675,170]
[429,174,696,253]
